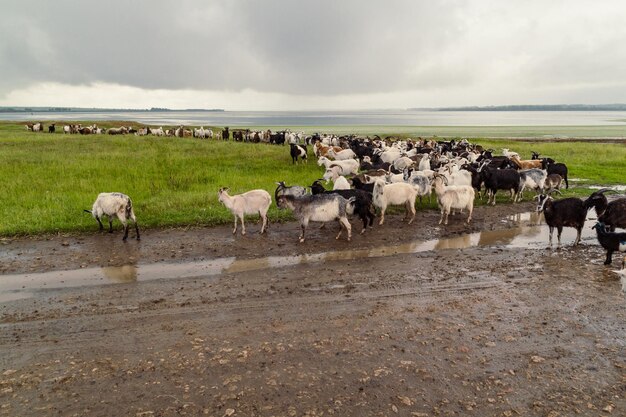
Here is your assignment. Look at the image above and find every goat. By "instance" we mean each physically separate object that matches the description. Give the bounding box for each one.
[107,126,128,135]
[432,174,474,225]
[326,148,357,161]
[536,190,587,246]
[352,176,375,194]
[310,180,376,233]
[541,159,569,189]
[509,155,543,170]
[544,174,563,192]
[290,143,308,164]
[84,192,140,241]
[217,187,271,235]
[516,168,547,202]
[274,181,307,207]
[584,189,626,231]
[277,194,353,243]
[48,124,56,133]
[322,167,351,190]
[372,180,417,225]
[480,166,520,205]
[592,222,626,266]
[404,169,432,205]
[317,156,359,176]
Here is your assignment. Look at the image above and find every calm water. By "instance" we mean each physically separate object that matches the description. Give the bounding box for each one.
[2,109,626,127]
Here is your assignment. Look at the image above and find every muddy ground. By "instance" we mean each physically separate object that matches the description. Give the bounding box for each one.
[0,202,624,417]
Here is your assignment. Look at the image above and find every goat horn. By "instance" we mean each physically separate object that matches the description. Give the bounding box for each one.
[591,187,617,195]
[547,189,562,196]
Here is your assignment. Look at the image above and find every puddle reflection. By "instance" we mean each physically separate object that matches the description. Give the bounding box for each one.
[0,212,604,301]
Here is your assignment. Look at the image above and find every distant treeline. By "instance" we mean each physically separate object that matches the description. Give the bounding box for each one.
[0,107,225,113]
[412,104,626,111]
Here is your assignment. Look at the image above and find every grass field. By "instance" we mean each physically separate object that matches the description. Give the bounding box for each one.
[1,122,625,236]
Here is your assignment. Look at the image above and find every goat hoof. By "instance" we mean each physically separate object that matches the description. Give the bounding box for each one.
[299,238,305,243]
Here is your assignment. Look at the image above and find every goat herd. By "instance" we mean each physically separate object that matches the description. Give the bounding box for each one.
[224,135,626,268]
[23,123,626,268]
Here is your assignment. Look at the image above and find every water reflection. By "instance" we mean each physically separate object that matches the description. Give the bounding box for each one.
[0,213,604,301]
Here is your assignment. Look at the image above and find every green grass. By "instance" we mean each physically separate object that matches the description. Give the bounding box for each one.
[0,122,625,236]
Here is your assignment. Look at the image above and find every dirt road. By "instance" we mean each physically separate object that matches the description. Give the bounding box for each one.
[1,203,624,417]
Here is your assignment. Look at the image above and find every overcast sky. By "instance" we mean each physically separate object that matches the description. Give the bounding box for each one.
[1,0,625,110]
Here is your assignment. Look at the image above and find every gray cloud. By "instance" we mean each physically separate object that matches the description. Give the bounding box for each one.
[2,0,626,107]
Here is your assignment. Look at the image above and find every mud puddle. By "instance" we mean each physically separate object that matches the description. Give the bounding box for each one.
[0,212,601,301]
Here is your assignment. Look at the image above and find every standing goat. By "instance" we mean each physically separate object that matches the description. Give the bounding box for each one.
[372,180,417,225]
[592,222,626,266]
[432,174,475,225]
[277,194,353,243]
[84,192,140,241]
[536,190,588,246]
[218,188,271,235]
[584,189,626,231]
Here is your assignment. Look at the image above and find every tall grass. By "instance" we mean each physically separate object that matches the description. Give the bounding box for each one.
[1,123,625,236]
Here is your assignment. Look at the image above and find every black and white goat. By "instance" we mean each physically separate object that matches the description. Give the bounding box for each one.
[276,194,353,242]
[84,192,140,241]
[310,180,375,233]
[290,143,307,164]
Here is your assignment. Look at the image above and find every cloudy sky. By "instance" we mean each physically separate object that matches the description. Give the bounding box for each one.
[1,0,625,110]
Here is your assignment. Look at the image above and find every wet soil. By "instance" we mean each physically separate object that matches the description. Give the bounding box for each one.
[1,202,624,417]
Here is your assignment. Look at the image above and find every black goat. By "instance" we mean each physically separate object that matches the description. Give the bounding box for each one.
[48,123,56,133]
[584,189,626,231]
[310,180,376,233]
[536,191,588,246]
[592,222,626,266]
[480,167,520,205]
[351,176,375,194]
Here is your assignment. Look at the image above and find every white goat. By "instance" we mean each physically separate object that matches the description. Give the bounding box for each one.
[317,156,359,176]
[84,192,140,240]
[372,180,417,225]
[326,148,357,161]
[432,175,475,225]
[217,188,272,235]
[322,167,351,190]
[418,153,431,171]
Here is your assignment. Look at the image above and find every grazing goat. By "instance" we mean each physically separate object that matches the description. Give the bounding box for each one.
[84,192,140,241]
[372,180,417,225]
[584,189,626,231]
[536,190,587,246]
[432,174,474,225]
[317,156,359,176]
[290,143,308,164]
[310,180,376,233]
[107,126,128,135]
[218,187,271,235]
[592,222,626,266]
[544,174,563,192]
[277,194,353,243]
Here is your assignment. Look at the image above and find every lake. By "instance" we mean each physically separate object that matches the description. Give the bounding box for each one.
[2,109,626,127]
